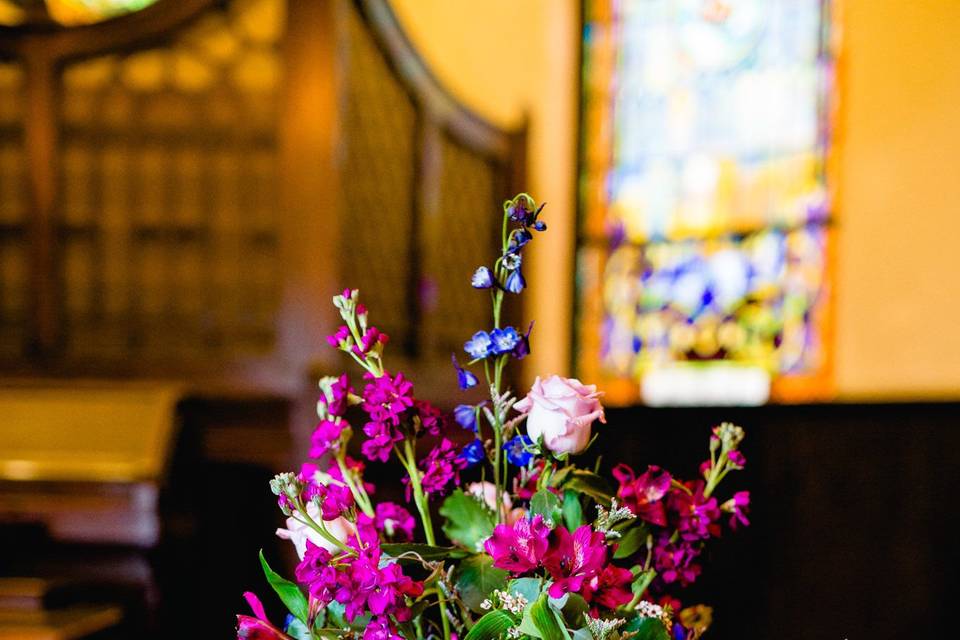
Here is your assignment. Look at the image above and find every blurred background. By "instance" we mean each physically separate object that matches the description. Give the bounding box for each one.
[0,0,958,638]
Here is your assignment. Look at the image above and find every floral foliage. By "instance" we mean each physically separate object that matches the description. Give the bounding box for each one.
[240,194,749,640]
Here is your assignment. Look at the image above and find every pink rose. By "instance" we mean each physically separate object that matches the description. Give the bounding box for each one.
[275,501,357,559]
[515,375,605,455]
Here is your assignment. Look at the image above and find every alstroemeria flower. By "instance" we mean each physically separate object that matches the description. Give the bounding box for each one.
[485,514,551,573]
[581,564,634,610]
[543,524,608,597]
[237,591,292,640]
[612,463,672,526]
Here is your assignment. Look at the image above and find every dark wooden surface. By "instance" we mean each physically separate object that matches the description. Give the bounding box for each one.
[589,402,960,639]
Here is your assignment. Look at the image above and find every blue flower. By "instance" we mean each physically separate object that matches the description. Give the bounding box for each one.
[452,354,478,390]
[512,321,534,360]
[510,229,532,251]
[464,331,493,359]
[471,266,494,289]
[490,327,520,354]
[503,434,534,466]
[504,268,525,294]
[454,404,478,432]
[458,439,485,467]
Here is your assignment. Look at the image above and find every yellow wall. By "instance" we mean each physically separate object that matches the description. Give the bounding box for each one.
[834,0,960,399]
[392,0,960,399]
[390,0,579,383]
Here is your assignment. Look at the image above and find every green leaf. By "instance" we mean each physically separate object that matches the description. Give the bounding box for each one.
[259,550,308,624]
[559,593,589,629]
[562,490,584,530]
[464,610,516,640]
[623,616,671,640]
[530,490,562,525]
[561,470,614,505]
[440,489,496,550]
[571,628,593,640]
[612,524,649,559]
[508,577,543,605]
[530,593,566,640]
[381,543,471,562]
[323,601,347,630]
[455,554,509,613]
[284,617,310,640]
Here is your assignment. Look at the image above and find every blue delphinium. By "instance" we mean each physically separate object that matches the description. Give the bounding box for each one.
[504,268,525,294]
[471,266,494,289]
[458,439,485,467]
[454,404,478,432]
[490,327,520,354]
[503,435,534,466]
[464,331,493,359]
[451,355,478,389]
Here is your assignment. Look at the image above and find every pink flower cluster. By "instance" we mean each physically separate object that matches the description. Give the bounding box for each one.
[611,455,751,590]
[310,374,353,457]
[295,516,423,640]
[403,437,466,498]
[484,515,633,608]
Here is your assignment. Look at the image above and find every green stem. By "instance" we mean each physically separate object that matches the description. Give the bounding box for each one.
[337,455,374,517]
[291,511,354,556]
[400,439,451,640]
[625,570,656,610]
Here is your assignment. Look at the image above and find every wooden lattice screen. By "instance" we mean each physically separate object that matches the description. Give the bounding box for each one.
[0,0,525,396]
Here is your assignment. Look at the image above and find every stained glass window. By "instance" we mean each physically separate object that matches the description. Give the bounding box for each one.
[578,0,835,406]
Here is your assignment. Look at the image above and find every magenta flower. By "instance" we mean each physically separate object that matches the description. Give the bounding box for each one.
[612,464,672,526]
[327,325,351,349]
[236,591,291,639]
[723,490,751,530]
[543,524,608,597]
[668,481,721,541]
[405,438,467,498]
[310,418,347,457]
[295,541,338,601]
[364,616,403,640]
[375,502,415,541]
[581,564,634,610]
[361,420,404,463]
[315,482,354,520]
[415,400,447,437]
[322,374,353,416]
[484,514,551,573]
[330,530,424,624]
[362,371,415,426]
[653,537,702,587]
[727,450,747,468]
[353,327,389,359]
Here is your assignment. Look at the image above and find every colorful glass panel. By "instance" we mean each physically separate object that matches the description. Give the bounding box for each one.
[578,0,834,405]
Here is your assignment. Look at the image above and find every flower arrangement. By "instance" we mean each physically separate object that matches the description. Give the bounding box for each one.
[238,194,750,640]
